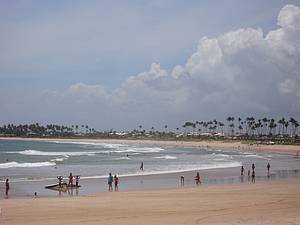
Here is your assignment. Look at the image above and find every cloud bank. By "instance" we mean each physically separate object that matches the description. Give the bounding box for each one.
[2,4,300,130]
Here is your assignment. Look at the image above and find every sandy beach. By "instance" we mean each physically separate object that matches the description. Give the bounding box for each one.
[1,179,299,225]
[1,137,299,155]
[1,137,300,225]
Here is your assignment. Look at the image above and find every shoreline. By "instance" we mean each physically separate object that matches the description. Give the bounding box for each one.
[1,136,299,155]
[1,178,300,225]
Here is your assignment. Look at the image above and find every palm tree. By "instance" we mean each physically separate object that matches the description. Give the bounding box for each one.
[289,118,299,136]
[269,119,277,135]
[278,118,285,135]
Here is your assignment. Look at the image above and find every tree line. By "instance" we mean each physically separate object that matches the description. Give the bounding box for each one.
[0,123,97,137]
[182,117,299,137]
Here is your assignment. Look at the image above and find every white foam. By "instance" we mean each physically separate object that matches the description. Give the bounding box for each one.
[50,157,66,162]
[49,141,164,154]
[243,154,268,159]
[0,161,56,169]
[50,141,128,149]
[210,153,231,158]
[112,147,164,153]
[9,150,97,157]
[153,155,177,160]
[113,157,131,160]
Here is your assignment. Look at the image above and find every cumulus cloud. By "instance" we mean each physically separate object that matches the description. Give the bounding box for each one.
[3,4,300,129]
[68,83,108,101]
[63,4,300,129]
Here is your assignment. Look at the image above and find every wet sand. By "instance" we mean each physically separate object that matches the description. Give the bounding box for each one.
[1,179,300,225]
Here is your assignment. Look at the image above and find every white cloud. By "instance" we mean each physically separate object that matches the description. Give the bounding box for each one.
[59,4,300,129]
[2,4,300,129]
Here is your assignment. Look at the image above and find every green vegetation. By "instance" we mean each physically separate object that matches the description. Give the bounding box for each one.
[0,117,299,145]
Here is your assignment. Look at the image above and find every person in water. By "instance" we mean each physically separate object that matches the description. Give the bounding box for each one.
[240,166,244,176]
[114,175,119,191]
[68,173,73,187]
[267,162,271,177]
[140,162,144,171]
[5,178,9,197]
[195,172,201,185]
[252,163,255,171]
[108,173,113,192]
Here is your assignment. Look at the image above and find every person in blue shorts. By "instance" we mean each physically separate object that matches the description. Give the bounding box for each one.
[108,173,113,192]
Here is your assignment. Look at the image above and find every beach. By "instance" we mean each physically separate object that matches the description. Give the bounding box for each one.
[0,137,300,224]
[1,179,300,225]
[0,137,300,197]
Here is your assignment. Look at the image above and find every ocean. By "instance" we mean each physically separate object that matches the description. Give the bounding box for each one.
[0,139,299,198]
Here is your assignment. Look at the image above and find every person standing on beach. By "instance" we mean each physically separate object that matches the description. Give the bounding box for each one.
[75,175,80,187]
[241,166,244,176]
[140,162,144,171]
[195,172,201,186]
[5,178,9,197]
[251,170,255,183]
[68,173,73,187]
[108,173,113,192]
[267,162,270,177]
[114,175,119,191]
[252,163,255,171]
[180,175,185,186]
[57,176,63,187]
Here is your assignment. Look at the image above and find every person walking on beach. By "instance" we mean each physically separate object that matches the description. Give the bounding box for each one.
[140,162,144,171]
[5,178,9,197]
[247,170,251,181]
[68,173,73,187]
[114,175,119,191]
[241,166,244,176]
[195,172,201,186]
[108,173,113,192]
[267,162,270,177]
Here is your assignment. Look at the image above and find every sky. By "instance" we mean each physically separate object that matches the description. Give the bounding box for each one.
[0,0,300,130]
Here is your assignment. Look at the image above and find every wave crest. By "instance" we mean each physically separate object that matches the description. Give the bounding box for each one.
[0,161,56,168]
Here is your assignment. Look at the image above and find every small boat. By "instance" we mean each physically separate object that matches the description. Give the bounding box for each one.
[45,182,68,192]
[45,175,81,192]
[45,182,81,191]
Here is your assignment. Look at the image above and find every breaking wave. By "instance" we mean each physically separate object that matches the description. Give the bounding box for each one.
[9,150,97,157]
[153,155,177,159]
[0,161,56,169]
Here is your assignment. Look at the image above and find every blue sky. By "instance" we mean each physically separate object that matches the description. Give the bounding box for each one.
[1,0,300,130]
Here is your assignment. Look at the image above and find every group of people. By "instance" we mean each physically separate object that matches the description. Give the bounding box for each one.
[67,173,80,187]
[107,173,119,192]
[2,161,272,197]
[240,162,271,183]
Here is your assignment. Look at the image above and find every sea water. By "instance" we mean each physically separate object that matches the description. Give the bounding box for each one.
[0,139,299,197]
